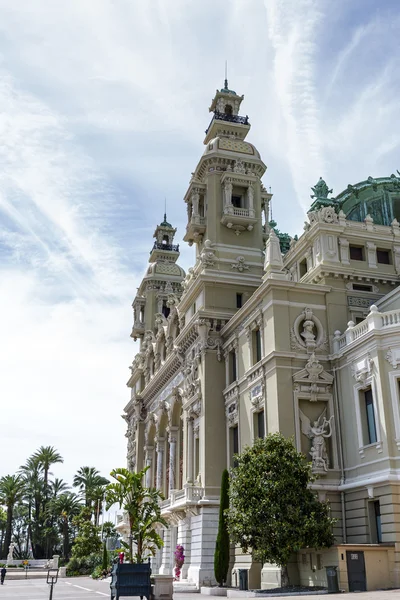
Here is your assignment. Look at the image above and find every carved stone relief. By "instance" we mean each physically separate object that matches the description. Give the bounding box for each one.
[290,308,326,353]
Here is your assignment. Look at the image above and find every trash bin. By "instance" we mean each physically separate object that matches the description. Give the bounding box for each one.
[325,565,339,593]
[238,569,248,591]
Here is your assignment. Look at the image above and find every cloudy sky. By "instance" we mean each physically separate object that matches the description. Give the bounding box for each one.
[0,0,399,485]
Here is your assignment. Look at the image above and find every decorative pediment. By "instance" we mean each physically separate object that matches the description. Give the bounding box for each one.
[294,353,333,384]
[293,354,333,401]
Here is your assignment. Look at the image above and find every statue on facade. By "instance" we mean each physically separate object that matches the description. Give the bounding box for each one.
[300,408,334,472]
[300,319,316,352]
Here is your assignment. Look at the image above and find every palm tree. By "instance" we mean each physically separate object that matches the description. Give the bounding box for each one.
[49,492,82,558]
[31,446,63,489]
[50,479,69,498]
[19,458,47,558]
[0,475,25,559]
[73,467,109,517]
[106,467,167,562]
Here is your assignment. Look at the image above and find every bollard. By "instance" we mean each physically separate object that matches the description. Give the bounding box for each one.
[46,569,59,600]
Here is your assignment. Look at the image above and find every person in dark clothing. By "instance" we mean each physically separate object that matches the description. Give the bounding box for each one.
[1,567,6,584]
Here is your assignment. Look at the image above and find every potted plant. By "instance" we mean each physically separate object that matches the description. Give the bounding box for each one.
[106,467,168,600]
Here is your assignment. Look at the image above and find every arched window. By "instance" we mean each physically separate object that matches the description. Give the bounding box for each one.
[162,234,169,245]
[225,104,233,116]
[162,300,170,319]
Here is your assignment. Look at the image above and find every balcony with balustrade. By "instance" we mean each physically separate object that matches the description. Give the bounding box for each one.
[332,304,400,355]
[183,215,206,245]
[159,484,204,517]
[221,203,257,232]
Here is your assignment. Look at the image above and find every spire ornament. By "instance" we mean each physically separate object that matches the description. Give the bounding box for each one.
[309,177,338,212]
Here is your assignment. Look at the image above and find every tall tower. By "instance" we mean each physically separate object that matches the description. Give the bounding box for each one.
[131,215,185,343]
[183,78,271,290]
[172,81,271,584]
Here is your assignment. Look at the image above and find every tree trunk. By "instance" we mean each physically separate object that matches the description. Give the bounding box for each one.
[63,519,69,558]
[4,505,13,560]
[281,564,290,588]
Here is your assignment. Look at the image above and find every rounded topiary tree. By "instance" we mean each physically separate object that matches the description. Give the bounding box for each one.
[226,433,336,587]
[214,469,230,586]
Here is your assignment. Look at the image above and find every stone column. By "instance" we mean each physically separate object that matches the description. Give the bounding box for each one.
[247,183,255,217]
[159,527,172,575]
[306,247,313,271]
[191,191,200,218]
[193,424,200,482]
[223,180,233,208]
[178,517,192,580]
[156,439,165,491]
[224,350,230,386]
[186,417,194,484]
[145,448,153,488]
[169,431,177,494]
[339,237,350,265]
[366,241,377,268]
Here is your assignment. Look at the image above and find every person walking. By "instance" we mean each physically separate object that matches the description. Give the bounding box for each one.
[0,567,6,585]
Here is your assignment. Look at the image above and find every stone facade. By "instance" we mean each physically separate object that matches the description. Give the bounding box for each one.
[122,81,400,590]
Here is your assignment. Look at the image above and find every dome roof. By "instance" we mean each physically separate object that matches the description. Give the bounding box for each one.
[146,262,186,278]
[203,136,260,159]
[335,174,400,225]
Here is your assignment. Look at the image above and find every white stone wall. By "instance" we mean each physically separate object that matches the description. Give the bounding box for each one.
[187,506,219,586]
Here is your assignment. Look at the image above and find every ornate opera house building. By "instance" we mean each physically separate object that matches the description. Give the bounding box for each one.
[121,80,400,592]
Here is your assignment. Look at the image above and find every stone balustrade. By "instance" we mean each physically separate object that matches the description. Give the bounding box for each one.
[159,485,204,513]
[332,305,400,353]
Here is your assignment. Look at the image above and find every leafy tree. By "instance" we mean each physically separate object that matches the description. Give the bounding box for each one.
[19,447,63,558]
[0,507,6,554]
[71,507,102,559]
[31,446,63,490]
[0,474,26,559]
[102,520,119,549]
[214,469,230,586]
[106,467,167,562]
[226,434,335,586]
[49,492,82,558]
[73,467,109,520]
[50,479,69,498]
[102,542,109,571]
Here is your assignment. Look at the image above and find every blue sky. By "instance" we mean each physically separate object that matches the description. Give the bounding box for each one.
[0,0,399,484]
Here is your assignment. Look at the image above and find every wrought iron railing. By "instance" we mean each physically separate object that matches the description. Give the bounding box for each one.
[205,111,249,134]
[151,241,179,252]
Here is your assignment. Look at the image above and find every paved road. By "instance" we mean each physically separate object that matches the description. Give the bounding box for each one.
[0,577,111,599]
[1,578,399,600]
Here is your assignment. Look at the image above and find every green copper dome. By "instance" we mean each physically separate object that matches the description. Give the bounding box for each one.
[336,174,400,225]
[160,213,172,227]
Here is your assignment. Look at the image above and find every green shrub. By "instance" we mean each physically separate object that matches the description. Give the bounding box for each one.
[214,469,230,586]
[66,552,102,576]
[91,565,104,579]
[102,542,109,571]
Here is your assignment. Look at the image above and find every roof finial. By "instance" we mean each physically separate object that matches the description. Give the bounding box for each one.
[224,60,228,90]
[164,197,167,223]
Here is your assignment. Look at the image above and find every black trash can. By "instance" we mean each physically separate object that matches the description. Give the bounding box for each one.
[325,565,339,593]
[238,569,248,591]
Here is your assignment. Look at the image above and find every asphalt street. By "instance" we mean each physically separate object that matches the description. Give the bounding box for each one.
[0,577,111,599]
